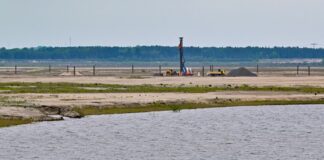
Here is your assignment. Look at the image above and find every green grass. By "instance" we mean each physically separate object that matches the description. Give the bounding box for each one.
[0,82,323,94]
[73,99,324,116]
[0,118,33,128]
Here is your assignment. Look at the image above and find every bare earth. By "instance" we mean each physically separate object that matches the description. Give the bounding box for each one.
[1,76,324,87]
[1,91,323,108]
[0,107,45,119]
[1,74,324,120]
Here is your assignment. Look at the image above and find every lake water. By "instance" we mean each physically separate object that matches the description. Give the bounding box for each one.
[1,105,324,160]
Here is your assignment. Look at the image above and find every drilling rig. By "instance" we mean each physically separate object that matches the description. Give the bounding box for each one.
[166,37,193,76]
[179,37,185,75]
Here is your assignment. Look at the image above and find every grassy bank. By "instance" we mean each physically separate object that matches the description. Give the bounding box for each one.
[2,99,324,128]
[73,99,324,116]
[0,118,33,128]
[0,82,323,94]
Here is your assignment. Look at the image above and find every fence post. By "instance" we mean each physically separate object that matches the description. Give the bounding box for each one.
[73,66,76,76]
[257,64,259,74]
[67,65,69,72]
[93,65,96,76]
[297,65,299,75]
[202,66,205,77]
[308,66,311,76]
[159,65,161,75]
[132,64,134,74]
[14,65,17,74]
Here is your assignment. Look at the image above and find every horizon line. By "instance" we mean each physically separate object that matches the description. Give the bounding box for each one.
[1,45,323,50]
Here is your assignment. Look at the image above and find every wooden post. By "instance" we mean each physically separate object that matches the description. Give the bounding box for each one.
[212,65,214,72]
[93,65,96,76]
[67,65,69,72]
[257,64,259,74]
[14,65,17,74]
[297,65,299,75]
[132,64,134,74]
[73,66,76,76]
[159,65,161,75]
[308,66,311,76]
[202,66,205,77]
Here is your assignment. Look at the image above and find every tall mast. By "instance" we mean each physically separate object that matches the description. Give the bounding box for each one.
[179,37,184,74]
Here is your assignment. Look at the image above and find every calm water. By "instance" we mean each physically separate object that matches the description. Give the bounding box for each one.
[1,105,324,160]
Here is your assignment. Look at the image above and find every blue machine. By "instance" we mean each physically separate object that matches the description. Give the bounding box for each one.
[178,37,192,76]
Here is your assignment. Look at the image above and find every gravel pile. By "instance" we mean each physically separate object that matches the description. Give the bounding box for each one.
[227,67,257,77]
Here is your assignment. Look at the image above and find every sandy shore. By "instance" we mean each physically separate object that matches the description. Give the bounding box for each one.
[1,91,323,108]
[1,75,324,126]
[1,90,323,121]
[1,76,324,87]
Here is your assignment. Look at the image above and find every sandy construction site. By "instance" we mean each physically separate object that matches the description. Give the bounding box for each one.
[1,66,324,86]
[1,67,324,121]
[1,75,324,87]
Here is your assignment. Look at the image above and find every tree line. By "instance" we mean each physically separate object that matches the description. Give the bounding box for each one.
[0,46,323,61]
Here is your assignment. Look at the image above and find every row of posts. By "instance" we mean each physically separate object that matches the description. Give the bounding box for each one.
[202,64,311,76]
[64,65,77,76]
[296,65,311,76]
[9,64,314,76]
[12,65,97,76]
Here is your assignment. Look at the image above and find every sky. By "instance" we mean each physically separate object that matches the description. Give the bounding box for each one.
[0,0,323,48]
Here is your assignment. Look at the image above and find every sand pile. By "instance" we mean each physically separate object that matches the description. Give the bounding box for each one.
[60,72,83,76]
[227,67,257,77]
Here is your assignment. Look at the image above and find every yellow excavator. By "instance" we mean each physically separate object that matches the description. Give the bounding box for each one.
[165,69,178,76]
[207,69,226,76]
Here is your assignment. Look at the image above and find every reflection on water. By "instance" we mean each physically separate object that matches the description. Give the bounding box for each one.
[1,105,324,160]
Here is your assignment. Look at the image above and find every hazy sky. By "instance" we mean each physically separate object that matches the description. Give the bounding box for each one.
[0,0,323,48]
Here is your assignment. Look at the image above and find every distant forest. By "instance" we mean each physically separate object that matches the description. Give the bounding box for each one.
[0,46,323,61]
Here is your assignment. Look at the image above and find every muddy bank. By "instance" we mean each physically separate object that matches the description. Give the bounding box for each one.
[0,107,62,121]
[0,105,81,124]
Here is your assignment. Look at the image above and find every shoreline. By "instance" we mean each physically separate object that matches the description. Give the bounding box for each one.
[73,99,324,116]
[1,99,324,128]
[1,77,324,128]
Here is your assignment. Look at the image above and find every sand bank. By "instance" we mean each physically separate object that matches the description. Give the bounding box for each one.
[1,76,324,87]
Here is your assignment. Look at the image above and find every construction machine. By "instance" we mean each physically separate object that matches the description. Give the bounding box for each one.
[178,37,193,76]
[165,69,178,76]
[165,37,193,76]
[207,69,226,76]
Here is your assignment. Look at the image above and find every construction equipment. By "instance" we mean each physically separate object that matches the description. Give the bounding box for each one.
[165,37,193,76]
[165,69,178,76]
[207,69,226,76]
[179,37,193,76]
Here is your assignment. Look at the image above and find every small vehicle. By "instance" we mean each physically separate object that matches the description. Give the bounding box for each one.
[207,69,226,76]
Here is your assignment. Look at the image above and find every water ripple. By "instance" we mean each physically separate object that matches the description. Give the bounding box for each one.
[1,105,324,160]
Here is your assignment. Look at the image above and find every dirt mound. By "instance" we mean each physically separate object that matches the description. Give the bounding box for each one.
[60,72,83,76]
[227,67,257,77]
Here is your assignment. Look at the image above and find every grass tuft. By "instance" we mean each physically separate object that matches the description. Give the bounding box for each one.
[72,99,324,116]
[0,118,33,128]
